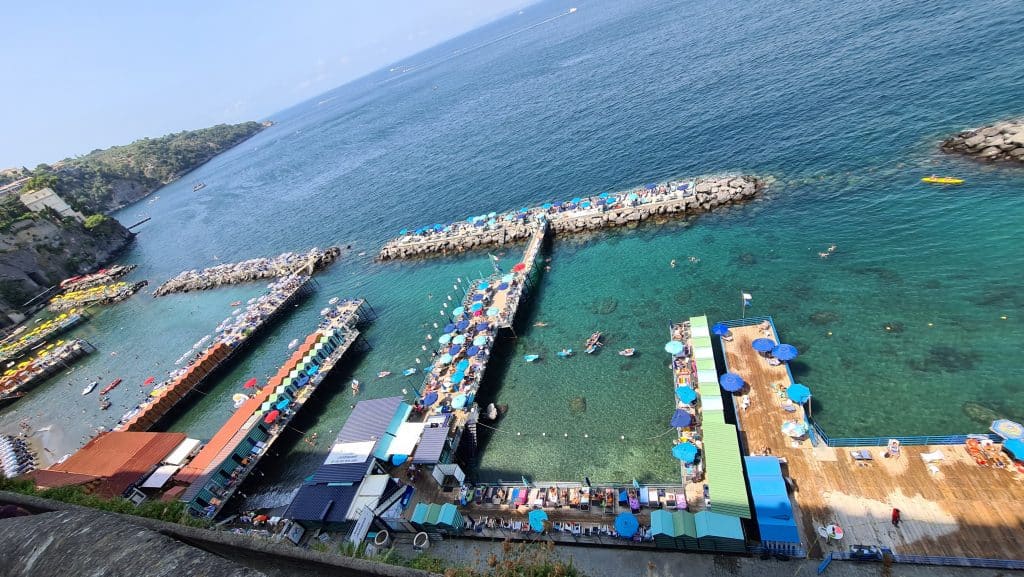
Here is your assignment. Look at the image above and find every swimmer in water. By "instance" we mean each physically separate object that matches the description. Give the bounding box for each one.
[688,256,700,263]
[351,380,360,395]
[670,259,677,268]
[533,322,548,327]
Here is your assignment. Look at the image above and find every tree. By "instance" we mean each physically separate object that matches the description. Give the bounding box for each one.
[83,214,108,229]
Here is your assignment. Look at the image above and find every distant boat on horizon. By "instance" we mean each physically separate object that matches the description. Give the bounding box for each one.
[193,182,207,192]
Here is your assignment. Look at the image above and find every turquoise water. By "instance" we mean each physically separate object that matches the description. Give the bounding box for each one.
[2,0,1023,498]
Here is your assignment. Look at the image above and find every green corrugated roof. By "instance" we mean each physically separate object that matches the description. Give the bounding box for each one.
[691,335,713,349]
[695,358,716,371]
[675,510,697,538]
[695,510,745,540]
[689,315,709,328]
[650,510,680,537]
[702,420,751,519]
[701,408,726,424]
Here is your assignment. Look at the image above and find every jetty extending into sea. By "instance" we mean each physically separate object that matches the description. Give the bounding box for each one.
[152,246,340,296]
[379,175,762,260]
[115,275,314,432]
[0,339,95,408]
[177,299,373,518]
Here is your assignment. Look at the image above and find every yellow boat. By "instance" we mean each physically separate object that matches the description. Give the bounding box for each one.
[922,176,964,185]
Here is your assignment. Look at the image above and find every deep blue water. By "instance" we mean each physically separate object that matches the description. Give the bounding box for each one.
[2,0,1022,497]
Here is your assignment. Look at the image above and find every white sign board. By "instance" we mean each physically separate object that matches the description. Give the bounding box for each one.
[348,505,375,546]
[324,440,375,465]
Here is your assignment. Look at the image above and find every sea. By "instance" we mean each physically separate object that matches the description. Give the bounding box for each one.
[2,0,1022,506]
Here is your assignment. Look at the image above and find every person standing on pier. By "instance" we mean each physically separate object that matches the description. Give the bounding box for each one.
[891,508,901,527]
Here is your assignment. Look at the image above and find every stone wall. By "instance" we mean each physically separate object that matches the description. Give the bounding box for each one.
[940,119,1024,163]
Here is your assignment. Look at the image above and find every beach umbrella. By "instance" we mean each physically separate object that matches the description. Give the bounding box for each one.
[452,334,467,345]
[512,263,527,273]
[232,393,248,408]
[275,399,291,411]
[143,376,156,386]
[571,197,582,204]
[472,294,484,303]
[438,334,452,345]
[486,307,499,316]
[773,344,799,361]
[452,306,465,316]
[473,335,488,346]
[497,282,509,291]
[470,302,484,312]
[519,207,529,213]
[263,410,281,424]
[502,274,515,283]
[473,309,483,317]
[452,394,468,409]
[787,383,812,404]
[528,509,548,532]
[672,442,698,464]
[474,221,485,227]
[991,419,1024,440]
[598,192,610,198]
[478,282,490,291]
[466,345,480,357]
[596,198,607,205]
[399,228,408,235]
[752,338,776,352]
[670,409,692,428]
[1003,438,1024,460]
[451,371,465,385]
[711,323,731,337]
[627,192,639,201]
[476,322,490,331]
[449,345,462,356]
[645,183,657,190]
[423,391,439,406]
[676,386,697,404]
[456,359,470,372]
[439,354,453,364]
[664,341,685,355]
[581,201,591,208]
[781,420,809,438]
[392,454,408,466]
[541,203,553,210]
[243,377,258,389]
[443,323,456,333]
[615,512,640,538]
[456,320,470,331]
[719,372,745,393]
[504,214,514,221]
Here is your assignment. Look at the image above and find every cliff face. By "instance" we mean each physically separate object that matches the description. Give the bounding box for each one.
[0,216,133,325]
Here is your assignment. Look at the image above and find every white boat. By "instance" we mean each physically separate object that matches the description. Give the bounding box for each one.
[328,297,339,305]
[287,339,299,349]
[81,381,98,396]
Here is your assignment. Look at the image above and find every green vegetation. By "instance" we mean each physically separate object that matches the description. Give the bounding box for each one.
[83,214,108,229]
[0,476,211,529]
[27,121,263,214]
[0,196,36,232]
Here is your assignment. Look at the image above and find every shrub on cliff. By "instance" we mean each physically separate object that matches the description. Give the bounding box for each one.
[83,214,108,229]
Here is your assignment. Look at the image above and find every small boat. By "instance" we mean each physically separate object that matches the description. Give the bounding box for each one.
[192,182,206,192]
[524,354,540,362]
[585,331,603,354]
[618,348,636,357]
[557,348,574,358]
[377,371,392,378]
[99,398,111,411]
[328,297,339,305]
[100,378,122,395]
[81,381,98,396]
[921,176,964,185]
[403,368,418,376]
[287,339,299,349]
[230,301,241,307]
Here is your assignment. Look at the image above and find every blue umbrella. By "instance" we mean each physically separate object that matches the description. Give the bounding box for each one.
[615,512,640,538]
[466,216,475,223]
[439,353,453,364]
[275,399,291,411]
[452,306,465,316]
[1003,438,1024,459]
[486,307,499,316]
[501,274,514,283]
[752,338,777,352]
[399,228,408,235]
[571,197,582,204]
[627,192,639,201]
[646,183,657,190]
[451,371,465,385]
[711,323,731,337]
[596,198,607,205]
[423,391,439,406]
[473,335,488,346]
[553,201,563,208]
[456,359,470,372]
[672,442,698,463]
[488,212,497,219]
[474,221,485,227]
[542,203,553,210]
[598,192,610,198]
[678,183,689,190]
[443,323,456,333]
[456,320,470,331]
[433,224,443,231]
[452,394,468,409]
[991,419,1024,440]
[676,386,697,404]
[664,341,685,355]
[438,334,452,345]
[719,372,745,392]
[470,303,484,313]
[773,344,799,361]
[516,212,526,219]
[670,409,692,428]
[528,509,548,532]
[497,282,509,290]
[581,201,591,208]
[504,214,514,221]
[782,420,808,438]
[466,345,480,357]
[449,345,462,356]
[472,294,484,302]
[391,454,408,466]
[476,322,490,331]
[519,207,529,213]
[787,383,812,404]
[478,282,490,290]
[452,334,466,345]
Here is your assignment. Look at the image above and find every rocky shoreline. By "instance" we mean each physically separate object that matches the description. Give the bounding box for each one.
[940,119,1024,163]
[379,175,764,260]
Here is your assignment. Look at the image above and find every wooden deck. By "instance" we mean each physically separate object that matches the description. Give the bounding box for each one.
[723,324,1024,560]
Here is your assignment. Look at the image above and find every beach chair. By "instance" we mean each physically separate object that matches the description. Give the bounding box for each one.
[887,439,901,458]
[579,487,590,511]
[665,492,676,508]
[850,449,872,461]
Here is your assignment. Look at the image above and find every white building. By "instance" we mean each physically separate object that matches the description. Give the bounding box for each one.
[19,187,85,222]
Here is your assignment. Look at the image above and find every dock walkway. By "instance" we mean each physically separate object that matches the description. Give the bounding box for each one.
[153,247,340,297]
[379,176,761,260]
[721,319,1024,561]
[177,299,371,517]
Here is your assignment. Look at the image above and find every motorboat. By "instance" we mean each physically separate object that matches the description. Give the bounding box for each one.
[557,348,574,358]
[99,397,112,411]
[100,378,122,395]
[403,368,418,376]
[287,339,299,349]
[618,348,636,357]
[921,175,964,184]
[82,381,98,396]
[328,297,340,305]
[524,354,540,362]
[377,371,392,378]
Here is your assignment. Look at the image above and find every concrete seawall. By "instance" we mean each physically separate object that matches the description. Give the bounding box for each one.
[379,175,763,260]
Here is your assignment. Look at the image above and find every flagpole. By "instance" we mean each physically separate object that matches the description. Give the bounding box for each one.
[741,291,745,320]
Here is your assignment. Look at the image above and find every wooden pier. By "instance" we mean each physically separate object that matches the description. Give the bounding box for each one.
[721,321,1024,561]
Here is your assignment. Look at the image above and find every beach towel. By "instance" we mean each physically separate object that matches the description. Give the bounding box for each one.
[921,450,944,463]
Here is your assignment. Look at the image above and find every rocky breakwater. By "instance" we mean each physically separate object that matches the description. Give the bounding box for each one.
[940,119,1024,163]
[153,246,340,296]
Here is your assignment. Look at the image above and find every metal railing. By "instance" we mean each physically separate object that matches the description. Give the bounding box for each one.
[831,550,1024,570]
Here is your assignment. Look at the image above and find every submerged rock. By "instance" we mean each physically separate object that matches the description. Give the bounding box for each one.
[569,396,587,415]
[809,310,841,325]
[592,298,619,315]
[909,345,981,373]
[962,401,1002,425]
[940,118,1024,163]
[738,252,758,265]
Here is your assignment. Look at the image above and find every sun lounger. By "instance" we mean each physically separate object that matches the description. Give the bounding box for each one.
[579,487,590,511]
[647,487,659,506]
[921,450,944,463]
[665,492,676,508]
[850,449,872,461]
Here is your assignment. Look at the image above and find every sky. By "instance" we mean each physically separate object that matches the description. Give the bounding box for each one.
[0,0,534,168]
